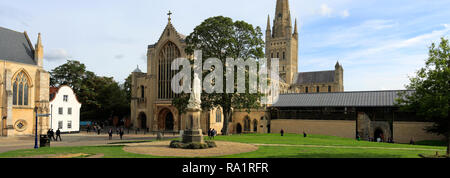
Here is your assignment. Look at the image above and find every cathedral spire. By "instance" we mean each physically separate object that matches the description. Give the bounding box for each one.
[294,18,298,34]
[273,0,292,38]
[266,15,271,32]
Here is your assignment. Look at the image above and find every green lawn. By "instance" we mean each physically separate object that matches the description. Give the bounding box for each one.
[0,134,446,158]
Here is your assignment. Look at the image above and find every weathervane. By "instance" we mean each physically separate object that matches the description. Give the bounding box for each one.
[167,10,172,22]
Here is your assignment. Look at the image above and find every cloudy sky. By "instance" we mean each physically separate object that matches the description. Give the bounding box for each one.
[1,0,449,91]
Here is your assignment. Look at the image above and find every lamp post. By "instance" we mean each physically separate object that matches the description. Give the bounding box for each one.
[34,106,51,149]
[34,107,38,149]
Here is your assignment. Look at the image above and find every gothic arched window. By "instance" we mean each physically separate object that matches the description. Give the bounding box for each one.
[244,116,251,132]
[13,72,30,106]
[158,41,181,100]
[216,108,222,123]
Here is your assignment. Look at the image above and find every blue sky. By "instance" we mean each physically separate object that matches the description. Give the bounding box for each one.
[1,0,449,91]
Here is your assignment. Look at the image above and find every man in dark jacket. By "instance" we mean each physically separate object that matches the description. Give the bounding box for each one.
[50,129,56,141]
[55,129,62,141]
[47,129,52,141]
[119,128,124,140]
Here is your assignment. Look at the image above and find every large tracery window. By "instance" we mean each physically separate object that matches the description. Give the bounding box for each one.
[216,108,222,123]
[13,72,30,106]
[158,41,181,100]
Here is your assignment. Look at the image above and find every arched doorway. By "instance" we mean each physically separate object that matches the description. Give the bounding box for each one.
[253,119,258,132]
[236,123,242,134]
[158,108,174,131]
[165,112,174,131]
[374,128,384,142]
[138,113,147,130]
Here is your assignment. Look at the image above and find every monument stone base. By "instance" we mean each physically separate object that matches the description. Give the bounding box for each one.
[182,130,204,144]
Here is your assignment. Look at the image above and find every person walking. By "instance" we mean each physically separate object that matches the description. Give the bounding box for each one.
[119,128,124,140]
[303,131,307,138]
[47,129,52,141]
[50,129,56,141]
[208,128,212,140]
[281,129,284,136]
[97,126,101,135]
[55,129,62,141]
[212,129,216,139]
[108,129,113,140]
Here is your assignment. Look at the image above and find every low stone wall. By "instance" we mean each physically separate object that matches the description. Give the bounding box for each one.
[393,122,444,143]
[271,119,356,139]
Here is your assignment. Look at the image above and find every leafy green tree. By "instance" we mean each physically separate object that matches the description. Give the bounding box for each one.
[50,60,130,123]
[172,16,265,135]
[50,60,87,93]
[397,37,450,156]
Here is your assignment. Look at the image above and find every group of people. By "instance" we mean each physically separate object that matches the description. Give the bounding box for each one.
[46,129,62,141]
[108,128,125,140]
[208,128,217,139]
[86,125,103,135]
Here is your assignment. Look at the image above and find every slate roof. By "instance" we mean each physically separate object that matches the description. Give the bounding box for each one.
[295,70,335,85]
[271,90,414,108]
[0,27,37,65]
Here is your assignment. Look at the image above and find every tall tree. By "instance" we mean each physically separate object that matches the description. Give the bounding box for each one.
[50,60,87,93]
[50,60,130,122]
[172,16,265,135]
[397,37,450,156]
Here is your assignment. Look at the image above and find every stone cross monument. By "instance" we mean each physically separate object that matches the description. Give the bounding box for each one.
[182,73,204,143]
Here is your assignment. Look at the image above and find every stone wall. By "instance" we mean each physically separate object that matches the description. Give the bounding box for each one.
[393,122,444,143]
[271,119,356,139]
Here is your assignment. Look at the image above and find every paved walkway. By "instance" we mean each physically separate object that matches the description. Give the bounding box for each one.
[0,133,178,153]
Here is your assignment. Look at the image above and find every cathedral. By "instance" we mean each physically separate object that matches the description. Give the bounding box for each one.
[130,0,440,143]
[130,0,341,135]
[0,27,50,137]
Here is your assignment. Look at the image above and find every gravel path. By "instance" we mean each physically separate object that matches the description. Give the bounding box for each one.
[123,141,258,157]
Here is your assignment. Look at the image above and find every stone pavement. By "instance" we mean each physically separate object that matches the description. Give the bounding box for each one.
[0,132,179,153]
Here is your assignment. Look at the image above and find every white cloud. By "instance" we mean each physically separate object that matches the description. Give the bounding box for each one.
[317,4,350,18]
[340,10,350,18]
[319,4,333,17]
[44,49,70,61]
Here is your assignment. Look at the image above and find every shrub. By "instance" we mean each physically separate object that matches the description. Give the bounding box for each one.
[170,140,183,148]
[182,142,207,149]
[205,141,217,148]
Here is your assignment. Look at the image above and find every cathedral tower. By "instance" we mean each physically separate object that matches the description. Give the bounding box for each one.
[266,0,298,84]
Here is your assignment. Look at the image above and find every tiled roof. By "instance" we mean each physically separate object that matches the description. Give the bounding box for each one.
[295,70,335,85]
[0,27,36,65]
[271,90,414,107]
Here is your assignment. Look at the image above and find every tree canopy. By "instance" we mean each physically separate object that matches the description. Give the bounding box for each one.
[172,16,265,135]
[397,37,450,155]
[50,60,130,123]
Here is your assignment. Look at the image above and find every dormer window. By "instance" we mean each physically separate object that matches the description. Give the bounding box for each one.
[63,95,68,102]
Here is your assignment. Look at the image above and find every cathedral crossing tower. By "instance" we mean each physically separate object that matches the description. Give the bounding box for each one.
[266,0,298,84]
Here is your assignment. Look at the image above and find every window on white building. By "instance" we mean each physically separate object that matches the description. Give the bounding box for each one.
[67,121,72,129]
[58,121,63,129]
[58,107,63,115]
[63,95,68,102]
[68,108,72,115]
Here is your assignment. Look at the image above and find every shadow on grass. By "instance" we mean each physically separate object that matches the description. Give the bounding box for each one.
[415,140,447,147]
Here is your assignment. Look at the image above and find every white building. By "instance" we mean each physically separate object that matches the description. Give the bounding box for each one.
[49,85,81,133]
